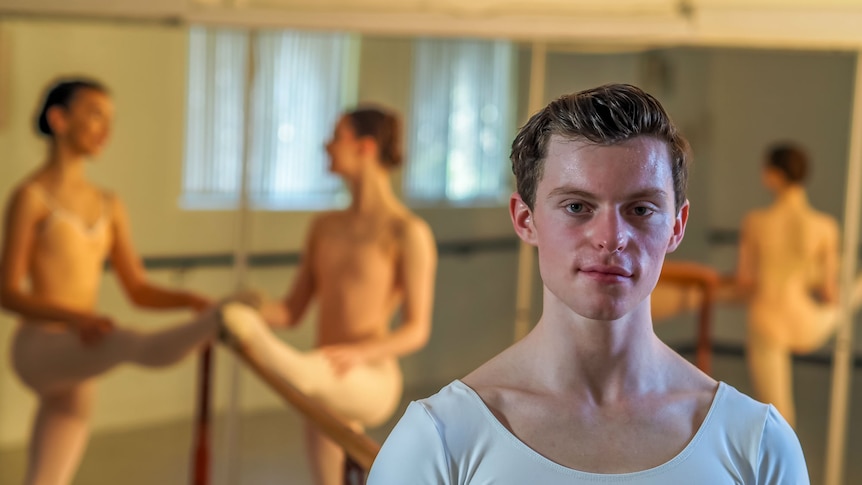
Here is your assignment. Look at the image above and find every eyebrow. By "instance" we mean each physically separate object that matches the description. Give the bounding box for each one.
[547,187,669,201]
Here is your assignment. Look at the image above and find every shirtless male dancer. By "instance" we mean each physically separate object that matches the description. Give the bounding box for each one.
[368,84,808,484]
[218,106,437,485]
[1,79,218,485]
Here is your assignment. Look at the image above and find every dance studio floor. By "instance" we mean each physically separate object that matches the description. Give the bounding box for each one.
[1,354,861,484]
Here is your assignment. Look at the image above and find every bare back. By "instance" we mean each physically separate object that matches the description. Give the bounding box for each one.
[744,201,837,303]
[310,210,413,345]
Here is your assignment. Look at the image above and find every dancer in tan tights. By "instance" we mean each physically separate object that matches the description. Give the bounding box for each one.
[219,106,437,485]
[0,79,219,485]
[736,142,862,427]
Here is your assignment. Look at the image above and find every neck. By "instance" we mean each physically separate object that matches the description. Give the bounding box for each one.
[347,163,400,214]
[524,289,666,402]
[775,184,807,205]
[44,143,88,185]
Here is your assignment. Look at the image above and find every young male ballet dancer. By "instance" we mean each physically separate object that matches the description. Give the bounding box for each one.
[367,84,808,484]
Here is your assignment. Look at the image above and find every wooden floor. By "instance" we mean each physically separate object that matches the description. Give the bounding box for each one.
[2,355,861,485]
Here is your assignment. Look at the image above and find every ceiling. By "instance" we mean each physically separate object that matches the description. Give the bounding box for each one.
[2,0,862,50]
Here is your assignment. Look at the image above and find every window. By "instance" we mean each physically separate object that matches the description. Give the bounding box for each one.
[183,27,358,210]
[405,38,516,206]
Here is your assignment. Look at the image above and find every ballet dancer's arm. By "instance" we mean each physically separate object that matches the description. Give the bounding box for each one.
[818,219,840,304]
[108,196,210,312]
[735,213,758,296]
[258,218,320,328]
[0,185,114,344]
[323,218,436,374]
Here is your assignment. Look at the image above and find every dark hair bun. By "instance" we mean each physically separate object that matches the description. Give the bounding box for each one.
[346,106,403,169]
[36,78,108,137]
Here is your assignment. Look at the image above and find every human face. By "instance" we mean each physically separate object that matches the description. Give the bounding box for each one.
[325,116,362,177]
[510,135,688,322]
[52,88,114,157]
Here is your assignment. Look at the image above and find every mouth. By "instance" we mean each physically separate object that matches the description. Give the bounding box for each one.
[579,264,633,282]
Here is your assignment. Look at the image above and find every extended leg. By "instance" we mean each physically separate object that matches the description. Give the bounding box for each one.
[13,312,217,392]
[219,303,402,426]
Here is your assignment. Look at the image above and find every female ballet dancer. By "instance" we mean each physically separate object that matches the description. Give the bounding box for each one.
[218,106,437,485]
[0,78,219,485]
[736,142,854,426]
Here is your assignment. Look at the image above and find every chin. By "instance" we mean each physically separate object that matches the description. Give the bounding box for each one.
[578,306,629,322]
[82,149,103,159]
[559,293,625,321]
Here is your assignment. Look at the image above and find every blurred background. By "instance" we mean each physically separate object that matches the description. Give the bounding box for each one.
[1,1,862,483]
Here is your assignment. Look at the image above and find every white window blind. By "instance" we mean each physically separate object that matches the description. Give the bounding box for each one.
[183,27,357,210]
[406,38,516,206]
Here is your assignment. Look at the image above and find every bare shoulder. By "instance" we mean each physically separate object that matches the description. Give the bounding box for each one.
[102,188,121,214]
[6,179,49,215]
[742,209,766,229]
[100,187,118,203]
[308,210,344,235]
[397,213,434,246]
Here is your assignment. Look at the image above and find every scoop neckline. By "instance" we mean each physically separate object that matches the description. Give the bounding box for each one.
[449,379,725,479]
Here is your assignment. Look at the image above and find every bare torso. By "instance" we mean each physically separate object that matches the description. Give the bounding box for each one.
[310,210,410,346]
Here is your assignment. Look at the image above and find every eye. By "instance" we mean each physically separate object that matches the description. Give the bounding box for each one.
[566,202,586,214]
[632,206,655,217]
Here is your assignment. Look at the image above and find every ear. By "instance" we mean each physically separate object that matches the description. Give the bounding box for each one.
[666,199,689,254]
[357,136,378,161]
[45,105,68,137]
[510,192,537,246]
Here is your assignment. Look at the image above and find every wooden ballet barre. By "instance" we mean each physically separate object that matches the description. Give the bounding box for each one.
[658,260,721,288]
[658,261,720,374]
[135,237,520,272]
[192,347,213,485]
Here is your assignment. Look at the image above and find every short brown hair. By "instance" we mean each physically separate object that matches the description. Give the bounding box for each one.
[345,106,403,169]
[510,83,690,212]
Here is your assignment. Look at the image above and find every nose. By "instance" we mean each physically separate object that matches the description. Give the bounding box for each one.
[590,210,627,253]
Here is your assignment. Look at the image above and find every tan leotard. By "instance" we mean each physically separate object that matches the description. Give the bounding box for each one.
[29,185,112,318]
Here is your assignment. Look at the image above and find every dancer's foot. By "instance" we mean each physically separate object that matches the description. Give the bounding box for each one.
[216,302,261,350]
